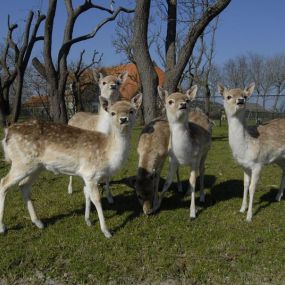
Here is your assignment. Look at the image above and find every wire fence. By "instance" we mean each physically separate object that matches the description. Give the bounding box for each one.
[20,93,285,125]
[191,94,285,125]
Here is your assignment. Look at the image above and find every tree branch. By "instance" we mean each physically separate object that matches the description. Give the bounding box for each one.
[57,6,134,64]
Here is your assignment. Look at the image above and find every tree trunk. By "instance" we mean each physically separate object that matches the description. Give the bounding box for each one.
[165,0,177,70]
[132,0,158,124]
[11,71,24,123]
[0,87,11,126]
[49,87,68,123]
[164,0,231,93]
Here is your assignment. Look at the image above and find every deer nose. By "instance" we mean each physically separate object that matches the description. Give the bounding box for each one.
[179,102,187,109]
[120,117,128,124]
[237,98,245,104]
[110,84,117,90]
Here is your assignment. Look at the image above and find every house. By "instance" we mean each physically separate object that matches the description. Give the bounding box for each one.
[22,63,165,119]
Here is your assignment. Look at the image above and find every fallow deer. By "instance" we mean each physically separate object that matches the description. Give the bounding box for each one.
[157,86,212,218]
[0,94,142,237]
[218,82,285,221]
[67,72,128,203]
[136,108,211,215]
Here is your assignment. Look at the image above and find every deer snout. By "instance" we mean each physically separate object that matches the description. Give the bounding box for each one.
[179,102,187,110]
[120,117,128,124]
[110,84,117,90]
[237,98,245,105]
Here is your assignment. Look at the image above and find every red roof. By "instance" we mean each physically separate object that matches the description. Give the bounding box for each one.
[100,63,164,99]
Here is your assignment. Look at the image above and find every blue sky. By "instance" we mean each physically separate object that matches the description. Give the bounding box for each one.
[1,0,285,68]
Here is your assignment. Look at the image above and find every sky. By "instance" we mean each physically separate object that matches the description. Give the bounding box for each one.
[0,0,285,68]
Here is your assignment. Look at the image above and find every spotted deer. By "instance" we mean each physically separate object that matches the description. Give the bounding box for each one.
[136,108,211,215]
[68,72,128,203]
[157,86,211,218]
[0,94,142,237]
[218,82,285,221]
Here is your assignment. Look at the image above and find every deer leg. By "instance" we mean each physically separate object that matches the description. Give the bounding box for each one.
[83,186,92,226]
[246,167,261,222]
[19,172,43,229]
[240,169,251,213]
[0,165,34,233]
[156,159,178,210]
[189,168,198,219]
[199,156,207,203]
[276,170,285,201]
[68,176,73,194]
[84,179,111,238]
[103,176,114,204]
[176,168,183,193]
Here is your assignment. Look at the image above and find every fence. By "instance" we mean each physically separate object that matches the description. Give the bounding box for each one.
[20,93,285,125]
[191,94,285,125]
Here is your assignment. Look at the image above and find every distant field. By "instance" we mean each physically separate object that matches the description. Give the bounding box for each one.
[0,122,284,285]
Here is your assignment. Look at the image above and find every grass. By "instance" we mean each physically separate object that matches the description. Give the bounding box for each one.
[0,121,284,284]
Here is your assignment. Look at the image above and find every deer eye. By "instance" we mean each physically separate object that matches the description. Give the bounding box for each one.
[111,112,116,116]
[168,100,174,105]
[116,81,121,85]
[102,82,106,85]
[243,95,247,99]
[185,99,190,103]
[227,96,232,100]
[129,110,134,115]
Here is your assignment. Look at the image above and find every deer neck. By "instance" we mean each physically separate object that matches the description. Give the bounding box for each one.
[106,125,131,174]
[227,111,249,162]
[96,106,111,134]
[168,119,192,165]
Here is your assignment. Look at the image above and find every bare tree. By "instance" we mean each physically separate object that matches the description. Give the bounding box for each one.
[0,25,17,126]
[112,14,135,63]
[248,53,273,109]
[132,0,159,124]
[33,0,134,123]
[132,0,231,123]
[267,54,285,111]
[222,55,250,88]
[0,11,45,125]
[9,12,45,123]
[69,49,102,113]
[185,10,219,115]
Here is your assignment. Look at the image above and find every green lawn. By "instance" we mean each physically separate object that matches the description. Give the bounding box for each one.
[0,122,284,285]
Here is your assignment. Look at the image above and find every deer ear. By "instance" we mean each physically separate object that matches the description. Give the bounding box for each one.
[217,82,227,96]
[131,93,143,110]
[186,85,198,100]
[118,72,128,84]
[244,82,255,97]
[157,86,169,102]
[99,96,109,112]
[93,70,103,83]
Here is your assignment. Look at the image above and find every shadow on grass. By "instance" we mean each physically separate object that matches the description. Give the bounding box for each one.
[42,207,88,227]
[40,176,261,232]
[254,188,280,216]
[211,135,228,141]
[153,174,217,218]
[210,179,244,206]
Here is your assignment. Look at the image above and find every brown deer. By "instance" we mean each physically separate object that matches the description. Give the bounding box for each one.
[157,86,211,218]
[218,82,285,221]
[136,107,211,215]
[0,94,142,237]
[68,72,128,203]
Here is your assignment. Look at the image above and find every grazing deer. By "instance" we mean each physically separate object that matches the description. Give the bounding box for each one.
[68,72,128,202]
[136,118,171,215]
[0,94,142,237]
[136,108,211,215]
[218,82,285,221]
[157,86,211,218]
